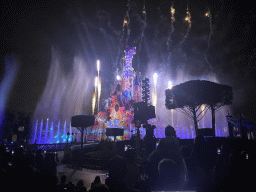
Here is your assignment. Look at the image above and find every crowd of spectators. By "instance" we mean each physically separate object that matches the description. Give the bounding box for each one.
[1,124,255,192]
[105,125,256,191]
[0,142,104,192]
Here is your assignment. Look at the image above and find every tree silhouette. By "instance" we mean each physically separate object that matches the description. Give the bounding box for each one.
[165,80,233,136]
[204,81,233,136]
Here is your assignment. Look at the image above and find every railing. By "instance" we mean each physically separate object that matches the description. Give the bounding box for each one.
[26,143,68,151]
[25,140,100,151]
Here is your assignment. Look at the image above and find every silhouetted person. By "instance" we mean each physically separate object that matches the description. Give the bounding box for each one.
[191,135,208,169]
[147,125,188,190]
[58,175,67,190]
[124,149,140,188]
[75,179,87,192]
[79,186,88,192]
[91,175,102,189]
[158,158,183,190]
[89,184,109,192]
[106,155,140,192]
[24,150,35,166]
[108,155,127,184]
[142,125,157,159]
[180,145,191,159]
[35,149,44,173]
[165,125,177,137]
[187,135,211,191]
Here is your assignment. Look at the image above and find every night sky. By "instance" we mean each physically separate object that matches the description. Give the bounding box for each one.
[1,0,256,122]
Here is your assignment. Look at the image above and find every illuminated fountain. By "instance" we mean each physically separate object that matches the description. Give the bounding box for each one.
[31,51,90,144]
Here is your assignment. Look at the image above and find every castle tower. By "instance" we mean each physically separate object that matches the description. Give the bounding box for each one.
[134,73,142,102]
[122,45,136,100]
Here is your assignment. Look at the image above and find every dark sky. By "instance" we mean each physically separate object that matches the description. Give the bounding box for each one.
[1,0,256,121]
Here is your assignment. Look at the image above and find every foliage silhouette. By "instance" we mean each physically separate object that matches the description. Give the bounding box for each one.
[165,80,233,136]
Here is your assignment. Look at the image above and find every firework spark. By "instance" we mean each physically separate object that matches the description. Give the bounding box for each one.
[179,5,191,49]
[205,8,213,70]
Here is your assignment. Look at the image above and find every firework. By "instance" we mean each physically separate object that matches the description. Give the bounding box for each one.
[137,0,147,72]
[153,73,158,107]
[98,77,101,112]
[168,80,173,89]
[97,60,100,77]
[167,2,175,49]
[179,5,192,49]
[92,92,96,115]
[205,8,213,70]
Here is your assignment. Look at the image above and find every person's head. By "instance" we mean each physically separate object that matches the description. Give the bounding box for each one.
[124,148,136,163]
[165,125,176,137]
[94,176,101,183]
[158,158,181,190]
[76,179,84,188]
[60,175,67,184]
[109,155,127,182]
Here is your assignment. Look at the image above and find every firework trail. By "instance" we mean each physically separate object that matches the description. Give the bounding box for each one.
[82,23,97,59]
[98,78,101,112]
[205,8,213,70]
[115,0,131,70]
[153,6,161,45]
[179,5,191,49]
[92,92,96,115]
[97,60,101,113]
[88,9,121,70]
[167,2,175,67]
[114,30,123,70]
[136,0,147,72]
[167,1,175,50]
[124,0,131,43]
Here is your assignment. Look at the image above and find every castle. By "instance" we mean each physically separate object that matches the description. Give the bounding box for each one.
[92,44,143,140]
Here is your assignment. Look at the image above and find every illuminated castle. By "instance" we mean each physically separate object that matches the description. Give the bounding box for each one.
[92,44,143,140]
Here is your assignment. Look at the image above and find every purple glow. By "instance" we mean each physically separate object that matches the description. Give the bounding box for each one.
[33,120,38,144]
[44,120,49,143]
[38,120,43,144]
[0,55,18,138]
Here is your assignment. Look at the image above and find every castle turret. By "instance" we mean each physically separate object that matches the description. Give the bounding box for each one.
[122,45,136,100]
[134,74,142,102]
